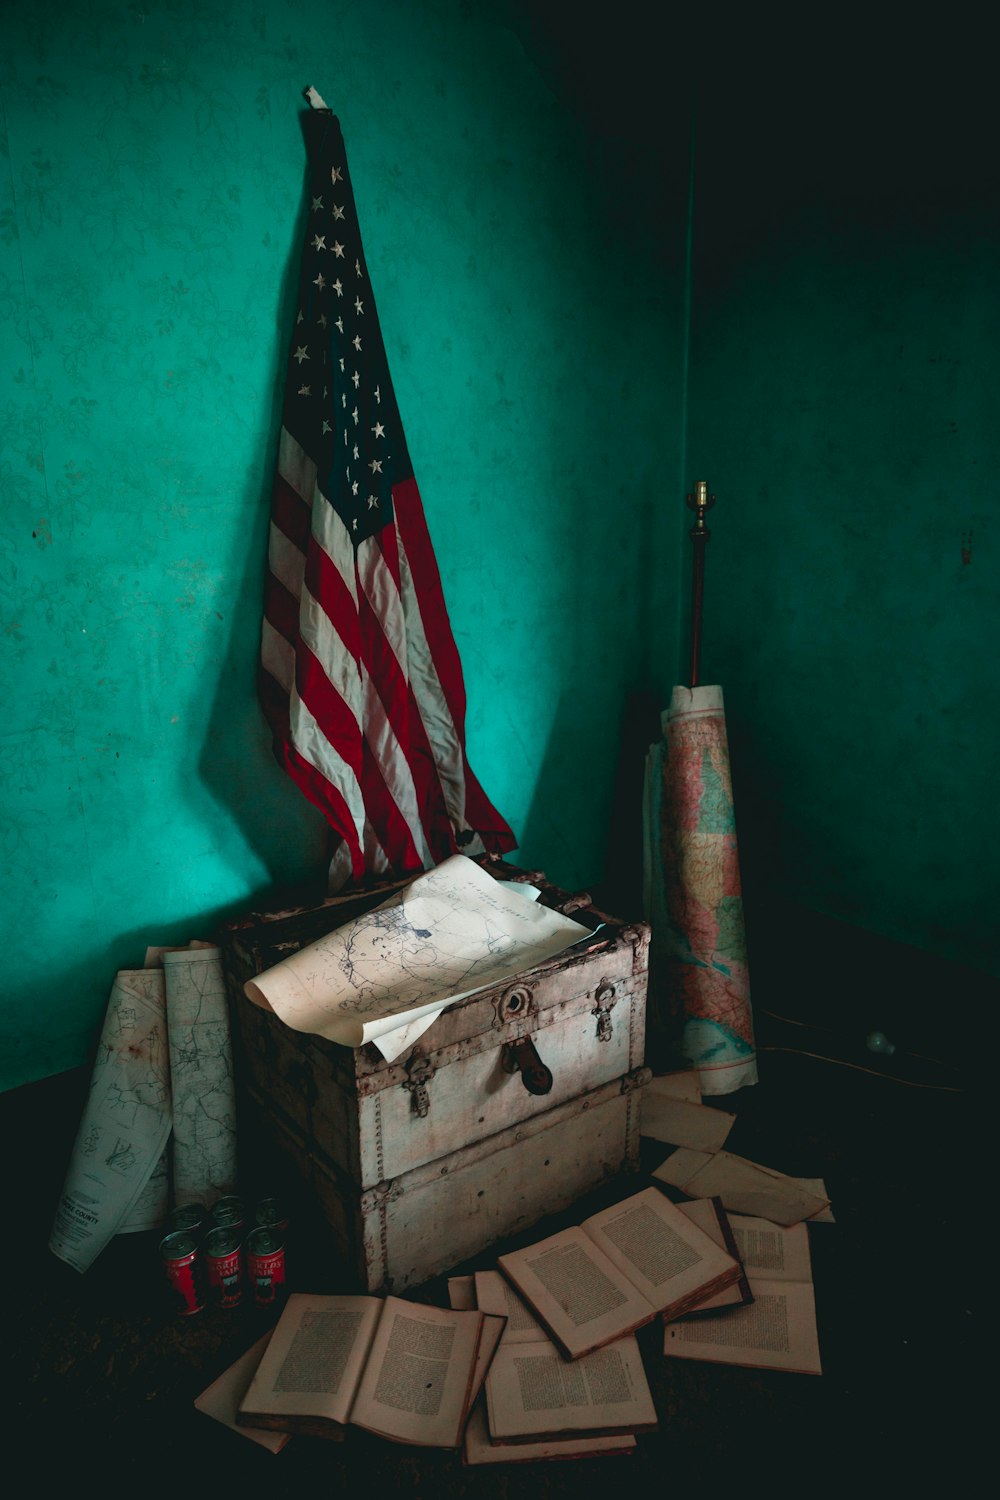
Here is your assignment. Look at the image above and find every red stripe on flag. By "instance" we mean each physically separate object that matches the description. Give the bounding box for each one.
[355,549,454,861]
[305,534,362,660]
[358,738,424,874]
[264,570,300,646]
[391,477,516,855]
[257,665,364,878]
[391,476,466,722]
[271,471,312,553]
[294,639,363,780]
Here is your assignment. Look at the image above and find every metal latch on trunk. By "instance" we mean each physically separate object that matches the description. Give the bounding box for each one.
[592,978,617,1042]
[501,1035,554,1095]
[403,1052,435,1118]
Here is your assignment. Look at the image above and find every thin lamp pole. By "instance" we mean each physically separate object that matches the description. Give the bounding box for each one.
[686,480,715,689]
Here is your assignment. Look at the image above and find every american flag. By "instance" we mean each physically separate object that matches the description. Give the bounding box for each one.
[258,107,516,889]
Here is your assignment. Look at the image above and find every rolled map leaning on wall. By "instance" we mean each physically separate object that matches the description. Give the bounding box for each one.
[642,484,757,1095]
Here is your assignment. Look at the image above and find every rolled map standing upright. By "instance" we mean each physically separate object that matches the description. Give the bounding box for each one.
[644,484,757,1095]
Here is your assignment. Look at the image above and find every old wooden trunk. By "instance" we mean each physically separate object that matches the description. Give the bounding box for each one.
[220,859,650,1292]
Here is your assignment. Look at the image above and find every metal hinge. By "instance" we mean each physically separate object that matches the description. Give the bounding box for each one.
[620,1065,653,1094]
[361,1177,403,1214]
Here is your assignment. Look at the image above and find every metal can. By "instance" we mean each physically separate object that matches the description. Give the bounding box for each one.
[166,1202,207,1237]
[245,1225,286,1308]
[208,1195,246,1235]
[203,1224,244,1310]
[254,1197,289,1233]
[160,1230,206,1316]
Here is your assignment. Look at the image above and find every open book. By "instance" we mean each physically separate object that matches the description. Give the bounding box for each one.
[674,1197,753,1316]
[664,1214,822,1374]
[470,1269,655,1448]
[194,1331,291,1453]
[236,1293,498,1447]
[497,1186,741,1359]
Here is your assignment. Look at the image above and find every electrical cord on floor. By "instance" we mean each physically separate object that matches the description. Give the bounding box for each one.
[756,1045,965,1092]
[758,1006,959,1071]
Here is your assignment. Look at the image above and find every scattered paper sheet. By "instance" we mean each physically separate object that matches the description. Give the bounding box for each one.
[640,1078,736,1151]
[194,1332,290,1452]
[799,1177,836,1222]
[652,1148,831,1226]
[648,1069,703,1103]
[244,856,593,1058]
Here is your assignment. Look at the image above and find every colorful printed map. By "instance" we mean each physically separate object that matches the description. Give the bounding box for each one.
[649,685,757,1095]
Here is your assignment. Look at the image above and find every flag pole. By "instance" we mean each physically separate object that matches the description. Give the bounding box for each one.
[686,480,715,689]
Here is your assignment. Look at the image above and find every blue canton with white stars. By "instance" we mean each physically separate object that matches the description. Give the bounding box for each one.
[282,112,412,549]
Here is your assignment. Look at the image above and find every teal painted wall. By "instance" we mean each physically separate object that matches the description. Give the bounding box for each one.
[0,0,686,1091]
[685,29,999,977]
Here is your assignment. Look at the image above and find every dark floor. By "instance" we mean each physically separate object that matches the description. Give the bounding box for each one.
[8,908,983,1490]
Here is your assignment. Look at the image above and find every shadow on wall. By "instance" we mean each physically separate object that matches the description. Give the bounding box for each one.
[192,114,332,906]
[516,688,662,909]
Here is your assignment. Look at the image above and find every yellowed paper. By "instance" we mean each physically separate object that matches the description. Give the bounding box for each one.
[652,1148,830,1225]
[486,1335,657,1442]
[664,1278,822,1374]
[799,1177,836,1222]
[464,1398,637,1464]
[244,855,591,1060]
[240,1293,382,1430]
[639,1087,736,1151]
[727,1214,813,1281]
[447,1275,476,1311]
[194,1332,291,1452]
[474,1270,549,1343]
[649,1070,703,1103]
[675,1198,747,1312]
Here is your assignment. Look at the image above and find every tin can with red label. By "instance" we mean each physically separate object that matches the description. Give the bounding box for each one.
[208,1195,246,1236]
[254,1197,289,1233]
[203,1224,244,1309]
[245,1225,285,1308]
[160,1230,206,1316]
[167,1202,207,1237]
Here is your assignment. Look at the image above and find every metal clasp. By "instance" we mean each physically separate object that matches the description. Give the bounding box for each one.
[403,1053,435,1118]
[592,979,617,1042]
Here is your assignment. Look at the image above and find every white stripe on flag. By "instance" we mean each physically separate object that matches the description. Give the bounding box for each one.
[298,580,364,728]
[277,429,318,508]
[357,536,409,684]
[310,488,358,600]
[396,531,469,831]
[288,686,368,848]
[358,657,435,869]
[268,520,307,603]
[261,617,296,696]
